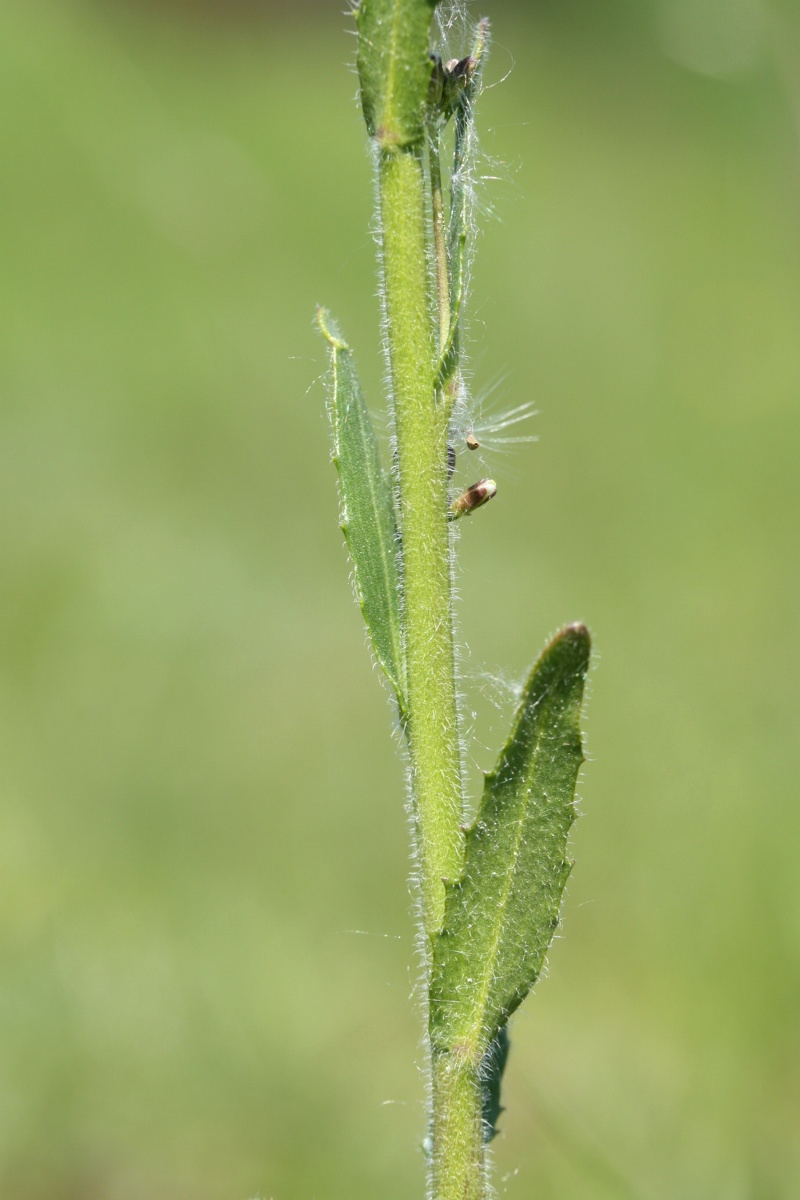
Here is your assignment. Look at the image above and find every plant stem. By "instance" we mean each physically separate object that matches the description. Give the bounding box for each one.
[341,14,588,1200]
[431,1049,486,1200]
[378,144,464,941]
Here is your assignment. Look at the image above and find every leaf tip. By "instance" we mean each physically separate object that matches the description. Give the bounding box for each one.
[543,622,591,681]
[315,306,348,351]
[561,621,591,651]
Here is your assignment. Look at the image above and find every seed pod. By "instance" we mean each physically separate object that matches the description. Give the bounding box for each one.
[450,478,497,519]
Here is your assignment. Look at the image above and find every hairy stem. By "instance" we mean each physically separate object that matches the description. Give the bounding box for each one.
[378,145,463,940]
[431,1049,486,1200]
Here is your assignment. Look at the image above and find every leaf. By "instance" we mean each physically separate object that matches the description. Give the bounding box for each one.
[316,308,406,716]
[429,624,590,1056]
[356,0,439,148]
[436,19,489,391]
[481,1026,510,1143]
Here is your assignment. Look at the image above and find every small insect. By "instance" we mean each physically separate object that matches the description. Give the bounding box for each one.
[450,478,497,520]
[465,431,480,450]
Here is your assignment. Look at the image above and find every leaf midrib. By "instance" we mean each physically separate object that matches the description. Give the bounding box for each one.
[334,344,405,702]
[384,0,403,134]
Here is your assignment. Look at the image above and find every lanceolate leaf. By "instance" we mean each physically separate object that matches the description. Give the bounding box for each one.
[356,0,439,147]
[317,308,406,715]
[429,624,590,1056]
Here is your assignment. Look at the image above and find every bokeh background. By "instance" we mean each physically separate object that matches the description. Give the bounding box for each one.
[1,0,799,1196]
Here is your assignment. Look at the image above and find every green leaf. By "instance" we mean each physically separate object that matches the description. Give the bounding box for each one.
[316,308,406,716]
[429,624,591,1056]
[356,0,439,148]
[435,19,489,392]
[481,1026,509,1143]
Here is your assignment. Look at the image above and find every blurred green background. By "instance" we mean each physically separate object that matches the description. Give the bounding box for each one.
[1,0,799,1196]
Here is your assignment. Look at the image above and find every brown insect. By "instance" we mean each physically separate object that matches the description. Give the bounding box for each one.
[450,478,497,519]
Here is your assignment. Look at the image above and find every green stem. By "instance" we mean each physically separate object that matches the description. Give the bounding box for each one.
[378,145,463,940]
[431,1049,486,1200]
